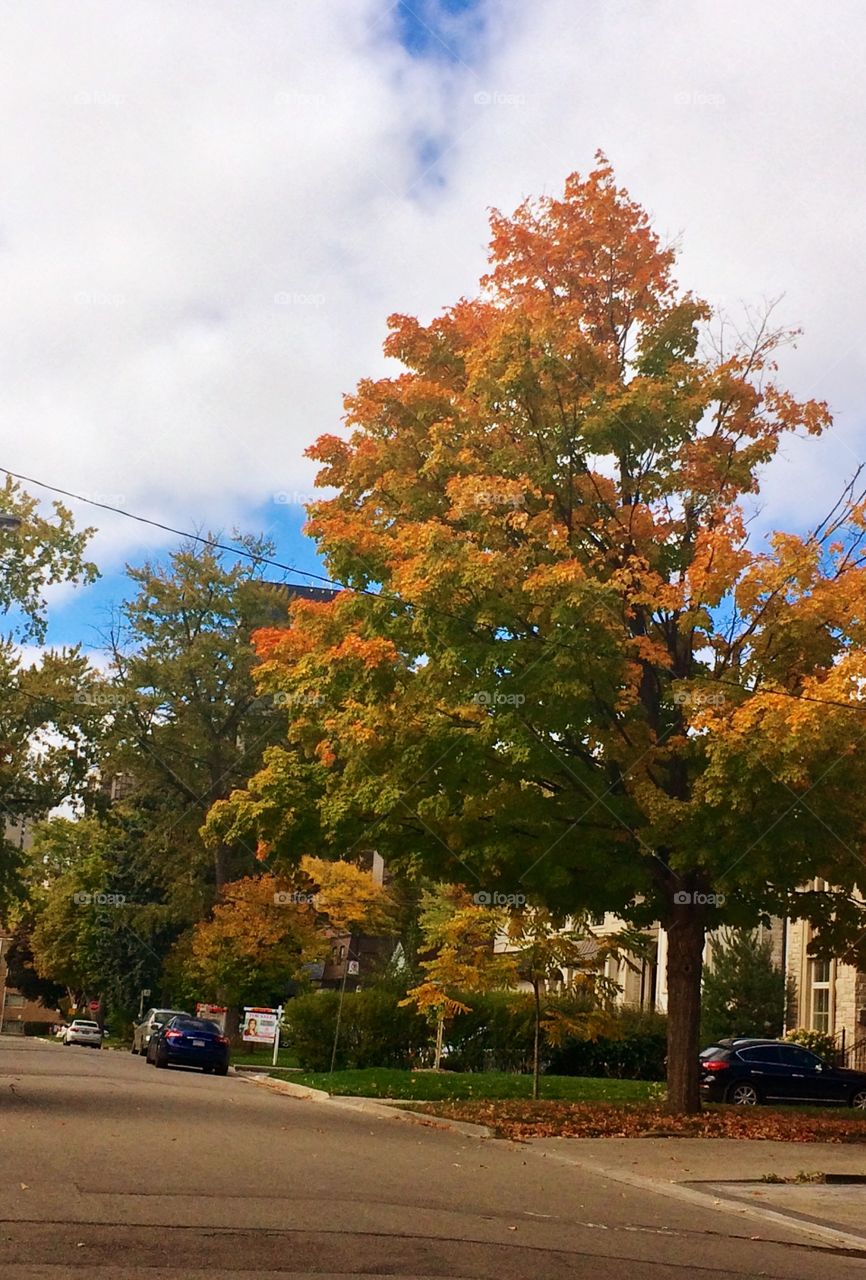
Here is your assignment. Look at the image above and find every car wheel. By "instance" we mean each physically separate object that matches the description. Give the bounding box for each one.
[850,1089,866,1110]
[131,1043,139,1055]
[215,1063,229,1077]
[155,1051,168,1069]
[202,1065,213,1073]
[727,1082,760,1106]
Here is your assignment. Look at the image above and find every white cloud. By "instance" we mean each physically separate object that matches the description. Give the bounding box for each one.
[0,0,863,583]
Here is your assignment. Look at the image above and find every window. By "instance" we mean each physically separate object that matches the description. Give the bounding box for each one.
[778,1045,822,1069]
[5,993,25,1008]
[738,1045,781,1065]
[810,958,832,1033]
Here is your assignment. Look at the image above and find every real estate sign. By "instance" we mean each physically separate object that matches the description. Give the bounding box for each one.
[242,1007,279,1044]
[196,1003,228,1033]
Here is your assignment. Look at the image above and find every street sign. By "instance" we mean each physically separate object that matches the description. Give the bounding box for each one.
[89,1000,99,1011]
[141,989,151,997]
[347,960,360,976]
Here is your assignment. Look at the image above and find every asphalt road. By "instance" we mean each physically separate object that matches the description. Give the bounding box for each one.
[1,1035,865,1279]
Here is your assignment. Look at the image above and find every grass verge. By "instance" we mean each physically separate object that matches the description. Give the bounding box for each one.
[288,1068,661,1103]
[232,1048,300,1070]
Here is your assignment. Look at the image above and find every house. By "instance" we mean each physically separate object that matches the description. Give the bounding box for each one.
[0,930,63,1035]
[1,817,64,1035]
[492,890,866,1067]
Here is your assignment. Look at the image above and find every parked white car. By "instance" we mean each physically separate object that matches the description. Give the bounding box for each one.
[63,1019,103,1048]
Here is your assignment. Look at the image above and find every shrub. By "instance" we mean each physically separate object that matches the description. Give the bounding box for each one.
[444,992,536,1072]
[546,1008,668,1081]
[785,1027,838,1062]
[284,989,429,1071]
[700,929,785,1046]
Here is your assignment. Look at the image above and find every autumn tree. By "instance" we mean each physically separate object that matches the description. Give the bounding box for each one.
[207,158,866,1113]
[400,887,519,1069]
[180,858,397,1012]
[181,873,324,1011]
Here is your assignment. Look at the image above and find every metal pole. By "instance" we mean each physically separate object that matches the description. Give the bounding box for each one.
[329,940,352,1074]
[0,936,8,1035]
[272,1004,283,1067]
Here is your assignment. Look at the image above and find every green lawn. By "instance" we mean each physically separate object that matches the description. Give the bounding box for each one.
[232,1047,300,1070]
[289,1067,661,1102]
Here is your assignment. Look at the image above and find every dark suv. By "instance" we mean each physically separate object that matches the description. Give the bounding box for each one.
[700,1037,866,1108]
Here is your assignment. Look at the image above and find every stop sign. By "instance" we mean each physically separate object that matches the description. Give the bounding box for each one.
[89,1000,99,1012]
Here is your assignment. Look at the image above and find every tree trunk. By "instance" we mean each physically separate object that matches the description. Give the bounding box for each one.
[665,903,706,1114]
[532,978,541,1101]
[433,1014,445,1071]
[213,840,231,897]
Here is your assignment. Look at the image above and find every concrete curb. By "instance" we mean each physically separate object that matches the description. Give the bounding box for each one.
[527,1145,866,1254]
[234,1071,493,1138]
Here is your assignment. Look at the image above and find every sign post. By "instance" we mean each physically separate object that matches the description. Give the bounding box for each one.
[272,1004,283,1067]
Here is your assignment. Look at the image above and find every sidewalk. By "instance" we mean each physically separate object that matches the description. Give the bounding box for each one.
[527,1136,866,1248]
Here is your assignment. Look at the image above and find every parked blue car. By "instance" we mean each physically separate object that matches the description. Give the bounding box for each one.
[146,1015,230,1075]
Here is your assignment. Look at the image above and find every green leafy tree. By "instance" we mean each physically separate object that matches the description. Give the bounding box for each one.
[0,474,97,643]
[505,909,645,1098]
[700,929,785,1045]
[0,476,99,908]
[104,535,294,895]
[23,815,183,1022]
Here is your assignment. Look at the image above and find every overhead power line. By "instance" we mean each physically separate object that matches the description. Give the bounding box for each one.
[4,464,866,715]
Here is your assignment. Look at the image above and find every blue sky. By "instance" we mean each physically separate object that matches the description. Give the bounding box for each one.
[4,0,866,662]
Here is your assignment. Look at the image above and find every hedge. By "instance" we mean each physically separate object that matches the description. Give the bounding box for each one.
[284,988,429,1071]
[284,987,667,1079]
